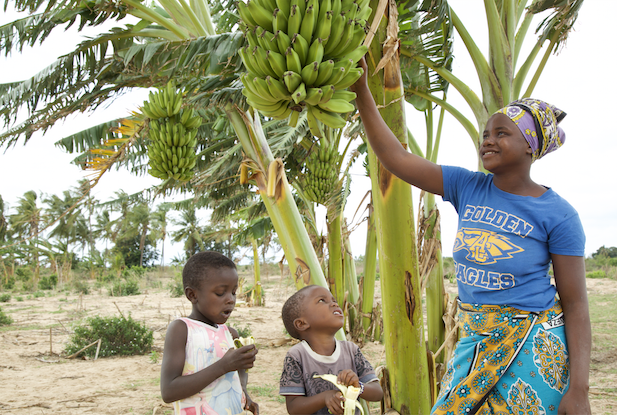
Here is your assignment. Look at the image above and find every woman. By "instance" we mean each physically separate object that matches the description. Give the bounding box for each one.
[351,59,591,415]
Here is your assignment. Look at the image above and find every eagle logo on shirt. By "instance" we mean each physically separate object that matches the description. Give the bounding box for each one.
[453,228,523,265]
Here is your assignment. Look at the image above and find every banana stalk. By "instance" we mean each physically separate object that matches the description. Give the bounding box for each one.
[251,238,263,306]
[313,374,364,415]
[327,207,344,310]
[224,105,345,341]
[361,200,377,335]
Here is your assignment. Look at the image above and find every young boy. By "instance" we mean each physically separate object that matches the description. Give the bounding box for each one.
[160,251,259,415]
[279,285,383,414]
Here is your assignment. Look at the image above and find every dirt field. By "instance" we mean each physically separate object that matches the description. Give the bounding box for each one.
[0,270,615,414]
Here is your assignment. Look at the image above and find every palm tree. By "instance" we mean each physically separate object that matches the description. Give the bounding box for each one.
[128,201,152,268]
[171,206,205,259]
[9,190,42,283]
[152,202,172,268]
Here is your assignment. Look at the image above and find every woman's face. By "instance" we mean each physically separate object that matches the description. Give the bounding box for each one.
[480,113,533,174]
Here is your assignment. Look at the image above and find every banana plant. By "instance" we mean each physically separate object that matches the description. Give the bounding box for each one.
[405,0,584,167]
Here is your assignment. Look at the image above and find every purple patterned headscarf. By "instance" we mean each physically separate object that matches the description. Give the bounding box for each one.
[496,98,567,162]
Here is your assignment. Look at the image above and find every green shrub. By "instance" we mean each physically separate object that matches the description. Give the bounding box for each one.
[1,277,15,290]
[168,277,184,298]
[586,270,606,279]
[15,267,33,282]
[609,258,617,267]
[0,306,13,326]
[110,279,140,296]
[235,324,252,338]
[72,280,90,295]
[0,293,10,302]
[65,315,153,358]
[38,274,58,290]
[15,296,23,302]
[33,291,45,298]
[123,266,147,279]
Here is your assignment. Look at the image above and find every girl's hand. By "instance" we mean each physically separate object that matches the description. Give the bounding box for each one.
[324,389,345,415]
[220,344,257,373]
[337,369,360,388]
[245,396,259,414]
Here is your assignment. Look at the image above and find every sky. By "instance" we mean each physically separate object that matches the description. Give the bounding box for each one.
[1,1,616,264]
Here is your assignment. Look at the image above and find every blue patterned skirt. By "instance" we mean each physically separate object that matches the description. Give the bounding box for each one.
[431,298,569,415]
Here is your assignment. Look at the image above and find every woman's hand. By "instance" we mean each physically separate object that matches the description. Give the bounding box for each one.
[558,386,591,414]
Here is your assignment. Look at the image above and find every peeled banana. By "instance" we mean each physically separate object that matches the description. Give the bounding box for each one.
[313,374,364,415]
[234,336,256,348]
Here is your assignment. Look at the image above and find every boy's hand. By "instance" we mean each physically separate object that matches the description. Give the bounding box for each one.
[337,369,360,388]
[220,344,257,373]
[324,389,345,415]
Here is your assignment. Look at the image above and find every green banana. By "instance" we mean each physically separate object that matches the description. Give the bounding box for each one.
[333,67,364,90]
[317,98,355,113]
[267,50,287,78]
[332,90,357,101]
[315,59,334,85]
[247,0,274,32]
[287,4,301,36]
[336,25,366,58]
[292,33,309,66]
[323,13,346,56]
[273,8,288,33]
[275,0,290,17]
[266,75,292,100]
[301,61,319,86]
[339,44,368,65]
[283,70,303,93]
[299,3,317,45]
[304,87,324,106]
[254,46,277,78]
[276,30,292,53]
[319,84,335,103]
[306,105,324,138]
[315,10,333,42]
[306,38,324,66]
[292,82,307,104]
[237,1,258,28]
[312,107,347,129]
[285,47,303,75]
[288,108,300,127]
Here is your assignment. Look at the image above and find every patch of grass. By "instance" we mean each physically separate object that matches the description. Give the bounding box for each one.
[0,293,11,302]
[248,384,284,403]
[0,306,13,326]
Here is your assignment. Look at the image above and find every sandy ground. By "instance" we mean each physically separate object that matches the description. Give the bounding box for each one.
[0,273,615,414]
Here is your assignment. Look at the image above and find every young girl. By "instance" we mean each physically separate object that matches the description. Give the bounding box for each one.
[351,58,591,415]
[160,251,259,415]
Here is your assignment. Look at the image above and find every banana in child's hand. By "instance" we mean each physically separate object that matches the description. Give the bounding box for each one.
[234,336,256,349]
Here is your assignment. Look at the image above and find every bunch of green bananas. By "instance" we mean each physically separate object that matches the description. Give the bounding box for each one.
[303,144,340,204]
[144,83,203,182]
[237,0,370,137]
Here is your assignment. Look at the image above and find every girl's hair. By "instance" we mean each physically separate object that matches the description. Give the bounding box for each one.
[182,251,236,290]
[281,285,315,340]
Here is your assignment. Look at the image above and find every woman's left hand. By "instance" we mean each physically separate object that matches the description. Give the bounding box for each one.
[558,386,590,414]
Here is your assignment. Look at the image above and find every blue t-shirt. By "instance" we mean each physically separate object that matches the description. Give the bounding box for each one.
[442,166,585,311]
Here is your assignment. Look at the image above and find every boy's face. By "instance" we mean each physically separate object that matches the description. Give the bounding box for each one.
[299,286,344,334]
[187,266,238,327]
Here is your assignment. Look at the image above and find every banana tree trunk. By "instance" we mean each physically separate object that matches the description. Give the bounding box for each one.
[361,201,378,335]
[422,192,445,364]
[365,1,431,412]
[251,238,262,306]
